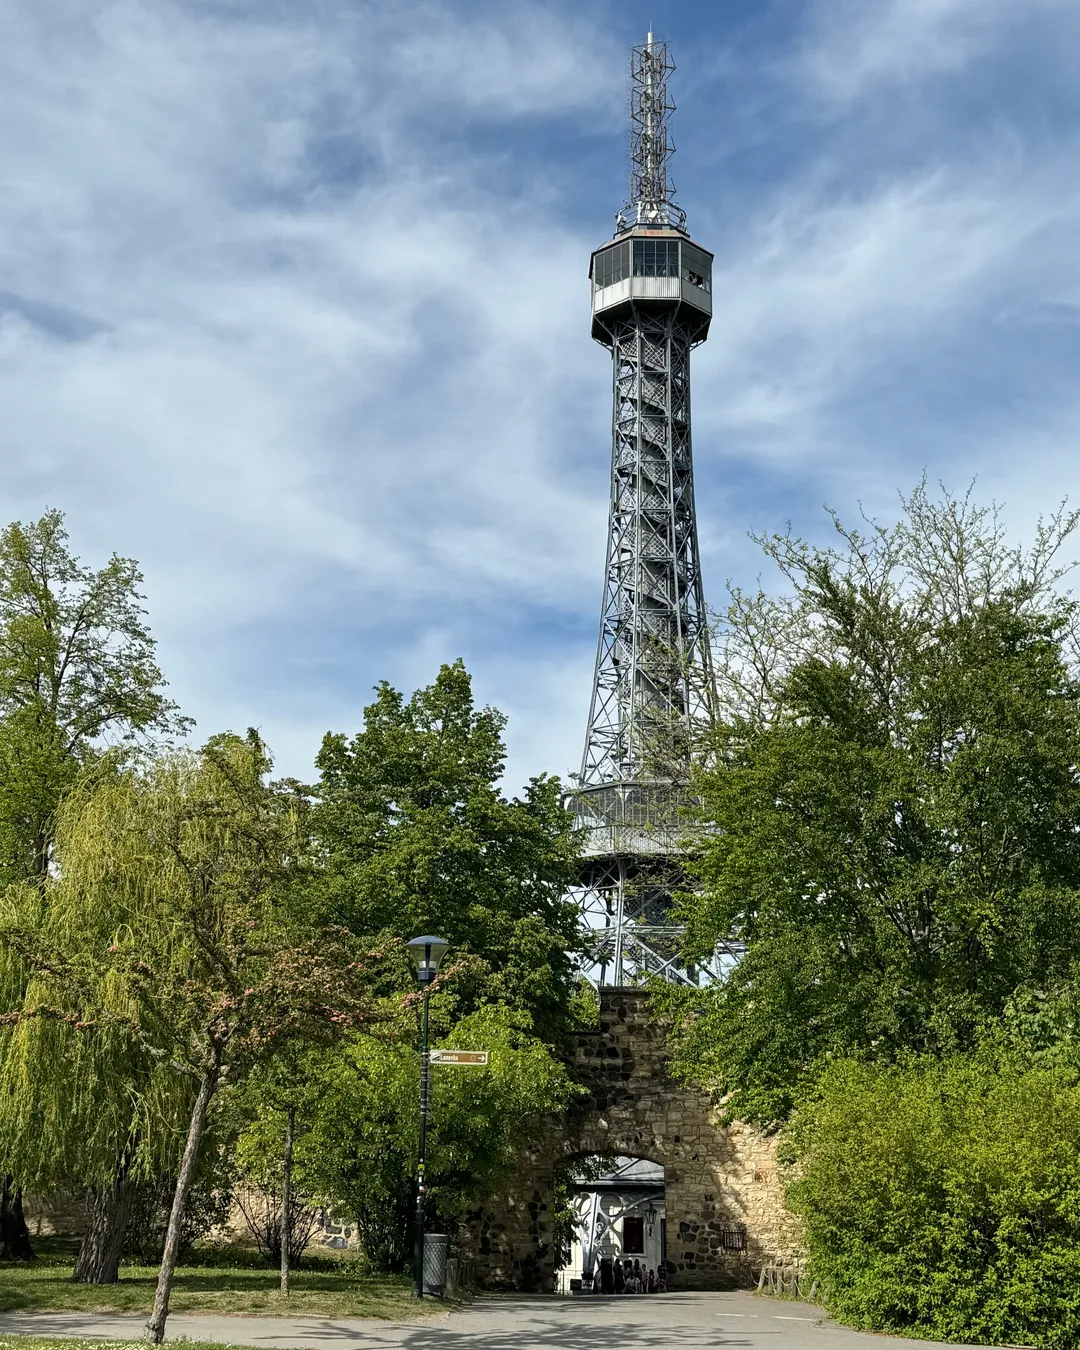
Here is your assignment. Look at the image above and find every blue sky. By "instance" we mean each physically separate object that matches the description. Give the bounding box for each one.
[4,0,1080,790]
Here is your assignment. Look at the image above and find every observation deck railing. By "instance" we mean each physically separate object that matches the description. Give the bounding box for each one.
[564,780,704,859]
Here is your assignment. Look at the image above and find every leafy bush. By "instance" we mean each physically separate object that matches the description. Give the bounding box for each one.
[785,1055,1080,1347]
[122,1171,231,1266]
[233,1189,319,1268]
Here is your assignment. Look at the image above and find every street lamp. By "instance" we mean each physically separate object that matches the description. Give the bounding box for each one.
[407,935,449,1299]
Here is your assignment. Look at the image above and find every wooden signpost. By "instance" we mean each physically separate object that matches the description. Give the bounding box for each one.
[429,1049,488,1066]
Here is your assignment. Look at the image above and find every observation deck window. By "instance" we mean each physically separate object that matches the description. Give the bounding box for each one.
[681,243,712,292]
[593,241,631,289]
[632,238,680,278]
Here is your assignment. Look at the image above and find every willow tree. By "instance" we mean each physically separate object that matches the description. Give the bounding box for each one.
[0,926,195,1284]
[1,732,391,1342]
[0,510,186,1260]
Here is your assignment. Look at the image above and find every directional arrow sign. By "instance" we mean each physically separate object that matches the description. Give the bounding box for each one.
[429,1050,488,1066]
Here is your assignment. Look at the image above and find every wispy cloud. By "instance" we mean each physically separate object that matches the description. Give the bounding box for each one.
[0,0,623,783]
[697,159,1075,447]
[794,0,1077,106]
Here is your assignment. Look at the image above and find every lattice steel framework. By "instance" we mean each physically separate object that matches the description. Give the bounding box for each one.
[580,310,712,786]
[568,33,725,988]
[625,36,686,231]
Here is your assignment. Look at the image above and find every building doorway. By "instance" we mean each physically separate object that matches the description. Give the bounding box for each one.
[556,1155,666,1295]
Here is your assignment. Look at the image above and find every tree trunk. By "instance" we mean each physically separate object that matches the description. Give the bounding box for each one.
[0,1177,35,1262]
[145,1060,218,1345]
[74,1159,132,1284]
[280,1106,295,1297]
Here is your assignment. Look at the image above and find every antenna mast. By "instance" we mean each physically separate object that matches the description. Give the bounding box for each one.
[624,32,686,232]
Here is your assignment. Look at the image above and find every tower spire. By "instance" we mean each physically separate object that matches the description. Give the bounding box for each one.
[623,32,686,232]
[568,36,722,988]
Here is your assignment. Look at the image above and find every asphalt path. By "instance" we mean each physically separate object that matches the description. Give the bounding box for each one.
[0,1292,996,1349]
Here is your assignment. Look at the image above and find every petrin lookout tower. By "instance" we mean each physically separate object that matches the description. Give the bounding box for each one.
[570,34,718,988]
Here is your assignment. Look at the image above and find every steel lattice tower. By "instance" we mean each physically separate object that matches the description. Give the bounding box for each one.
[569,33,720,988]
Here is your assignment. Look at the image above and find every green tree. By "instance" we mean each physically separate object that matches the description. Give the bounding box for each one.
[0,733,391,1341]
[0,510,187,889]
[228,1043,327,1295]
[668,485,1080,1125]
[236,1001,578,1273]
[305,662,584,1268]
[314,660,582,1041]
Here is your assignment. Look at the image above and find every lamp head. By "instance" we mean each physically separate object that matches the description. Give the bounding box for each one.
[407,935,450,986]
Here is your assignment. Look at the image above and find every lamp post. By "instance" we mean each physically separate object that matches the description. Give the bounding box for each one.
[406,935,449,1299]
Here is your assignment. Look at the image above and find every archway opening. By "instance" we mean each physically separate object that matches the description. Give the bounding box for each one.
[555,1155,667,1295]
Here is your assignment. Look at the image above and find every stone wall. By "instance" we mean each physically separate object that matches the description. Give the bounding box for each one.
[26,1188,359,1255]
[214,1192,362,1253]
[23,1192,90,1237]
[458,988,801,1291]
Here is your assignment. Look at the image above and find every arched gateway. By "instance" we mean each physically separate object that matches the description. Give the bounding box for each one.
[458,990,799,1290]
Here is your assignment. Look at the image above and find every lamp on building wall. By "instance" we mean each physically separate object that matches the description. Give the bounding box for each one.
[646,1200,657,1238]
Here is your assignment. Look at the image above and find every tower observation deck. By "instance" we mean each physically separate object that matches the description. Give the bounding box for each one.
[568,34,723,988]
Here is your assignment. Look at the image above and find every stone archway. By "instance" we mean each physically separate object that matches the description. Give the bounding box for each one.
[459,989,801,1290]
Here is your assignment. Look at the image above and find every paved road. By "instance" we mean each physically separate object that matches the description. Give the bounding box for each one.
[0,1293,992,1349]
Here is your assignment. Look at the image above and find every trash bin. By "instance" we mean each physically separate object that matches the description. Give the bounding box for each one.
[423,1233,449,1296]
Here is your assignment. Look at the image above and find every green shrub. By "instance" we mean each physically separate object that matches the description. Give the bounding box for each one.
[785,1055,1080,1347]
[122,1169,231,1265]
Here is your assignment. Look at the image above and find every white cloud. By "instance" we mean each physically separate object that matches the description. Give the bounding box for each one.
[795,0,1076,106]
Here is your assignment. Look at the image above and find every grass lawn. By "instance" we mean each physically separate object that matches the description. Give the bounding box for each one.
[0,1238,443,1320]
